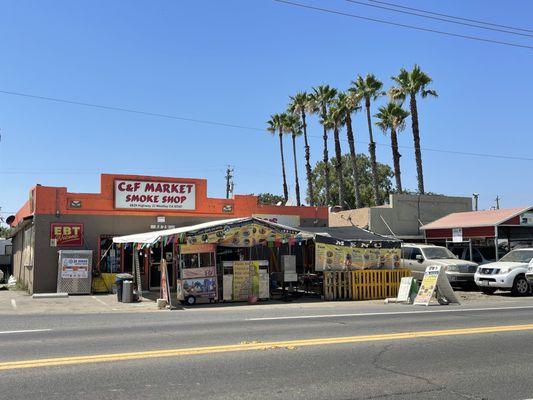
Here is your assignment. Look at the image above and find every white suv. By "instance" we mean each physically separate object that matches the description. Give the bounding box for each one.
[475,248,533,296]
[401,243,478,286]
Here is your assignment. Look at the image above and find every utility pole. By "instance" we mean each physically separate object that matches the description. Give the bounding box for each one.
[495,196,500,210]
[472,193,479,211]
[225,165,234,199]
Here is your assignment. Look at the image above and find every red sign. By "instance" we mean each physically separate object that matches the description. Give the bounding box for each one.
[50,223,84,247]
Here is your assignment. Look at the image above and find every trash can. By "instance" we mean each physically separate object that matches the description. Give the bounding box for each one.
[122,280,134,303]
[115,273,134,302]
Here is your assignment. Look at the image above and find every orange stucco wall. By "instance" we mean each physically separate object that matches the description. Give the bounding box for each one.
[12,174,327,225]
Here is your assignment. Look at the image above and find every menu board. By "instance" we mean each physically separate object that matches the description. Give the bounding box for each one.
[232,261,251,301]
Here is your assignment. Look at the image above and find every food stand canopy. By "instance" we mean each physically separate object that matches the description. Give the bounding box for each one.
[112,217,305,245]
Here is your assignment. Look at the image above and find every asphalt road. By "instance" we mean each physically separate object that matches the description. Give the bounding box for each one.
[2,301,533,399]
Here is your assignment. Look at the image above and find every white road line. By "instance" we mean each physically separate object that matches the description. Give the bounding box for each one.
[10,299,17,309]
[0,329,52,335]
[246,305,533,321]
[92,296,111,307]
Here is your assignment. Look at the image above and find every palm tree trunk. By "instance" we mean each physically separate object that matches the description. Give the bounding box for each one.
[278,129,288,202]
[390,126,402,193]
[345,112,361,208]
[410,93,425,194]
[292,133,301,206]
[322,107,331,206]
[301,111,314,206]
[333,125,345,209]
[365,98,381,205]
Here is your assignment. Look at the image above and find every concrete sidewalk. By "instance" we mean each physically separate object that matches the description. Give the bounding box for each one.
[0,287,528,316]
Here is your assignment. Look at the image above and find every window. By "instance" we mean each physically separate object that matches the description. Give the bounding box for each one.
[401,247,412,259]
[200,252,215,267]
[472,249,483,263]
[422,247,455,260]
[410,248,423,260]
[182,253,199,269]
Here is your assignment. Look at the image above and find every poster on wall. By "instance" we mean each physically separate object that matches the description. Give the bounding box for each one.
[114,179,196,210]
[314,236,401,271]
[50,223,84,247]
[60,257,89,278]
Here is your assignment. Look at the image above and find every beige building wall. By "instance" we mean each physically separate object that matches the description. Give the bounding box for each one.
[330,194,472,239]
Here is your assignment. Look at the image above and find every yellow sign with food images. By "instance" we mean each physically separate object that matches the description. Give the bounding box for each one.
[315,237,400,271]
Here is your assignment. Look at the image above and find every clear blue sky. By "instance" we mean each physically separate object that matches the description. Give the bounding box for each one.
[1,0,532,218]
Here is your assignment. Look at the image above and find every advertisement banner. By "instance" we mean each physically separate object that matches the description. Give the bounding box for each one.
[182,266,216,279]
[315,237,401,271]
[232,261,251,301]
[60,257,89,278]
[177,277,217,300]
[50,223,84,247]
[114,179,196,210]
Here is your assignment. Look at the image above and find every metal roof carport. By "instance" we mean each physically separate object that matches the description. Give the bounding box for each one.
[420,206,533,259]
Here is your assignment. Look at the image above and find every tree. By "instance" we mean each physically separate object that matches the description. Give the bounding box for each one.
[350,74,385,206]
[310,85,337,206]
[308,154,393,208]
[284,113,303,206]
[336,91,363,208]
[0,225,12,238]
[267,113,290,202]
[288,92,314,206]
[375,102,410,193]
[323,105,346,208]
[390,65,437,194]
[256,193,285,205]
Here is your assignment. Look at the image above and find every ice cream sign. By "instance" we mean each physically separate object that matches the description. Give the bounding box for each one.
[114,179,196,210]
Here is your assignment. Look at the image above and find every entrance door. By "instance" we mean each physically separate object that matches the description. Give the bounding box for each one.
[149,261,175,290]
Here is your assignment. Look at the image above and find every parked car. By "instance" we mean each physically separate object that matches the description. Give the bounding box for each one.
[401,243,478,286]
[474,248,533,296]
[449,246,506,265]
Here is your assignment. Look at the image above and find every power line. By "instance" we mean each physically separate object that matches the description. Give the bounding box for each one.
[345,0,533,39]
[0,88,532,163]
[368,0,533,34]
[273,0,533,50]
[0,89,264,132]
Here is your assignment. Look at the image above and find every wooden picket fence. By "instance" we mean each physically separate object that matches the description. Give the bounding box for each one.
[323,269,411,301]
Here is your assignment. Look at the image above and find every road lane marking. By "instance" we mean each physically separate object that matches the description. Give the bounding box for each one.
[10,299,17,309]
[92,296,111,307]
[246,305,533,321]
[0,329,52,335]
[1,323,533,371]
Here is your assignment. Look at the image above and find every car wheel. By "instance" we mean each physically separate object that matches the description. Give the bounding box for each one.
[185,295,196,305]
[511,275,530,296]
[480,288,497,295]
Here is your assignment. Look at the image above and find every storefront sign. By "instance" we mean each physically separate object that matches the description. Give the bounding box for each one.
[50,223,84,247]
[253,214,300,227]
[180,244,217,254]
[520,212,533,226]
[114,179,196,210]
[60,257,89,279]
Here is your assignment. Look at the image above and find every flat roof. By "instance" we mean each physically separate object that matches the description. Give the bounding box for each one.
[421,206,532,230]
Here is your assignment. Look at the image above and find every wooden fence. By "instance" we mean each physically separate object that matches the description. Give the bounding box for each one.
[323,269,411,301]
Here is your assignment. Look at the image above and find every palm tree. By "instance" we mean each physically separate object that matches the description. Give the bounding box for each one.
[390,65,437,194]
[375,102,410,193]
[310,85,337,206]
[323,106,346,208]
[267,113,289,202]
[350,74,385,205]
[288,92,314,205]
[336,91,363,208]
[285,113,303,206]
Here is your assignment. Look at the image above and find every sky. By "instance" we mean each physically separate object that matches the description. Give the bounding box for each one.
[1,0,532,220]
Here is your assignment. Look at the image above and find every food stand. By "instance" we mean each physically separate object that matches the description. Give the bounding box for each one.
[176,244,218,305]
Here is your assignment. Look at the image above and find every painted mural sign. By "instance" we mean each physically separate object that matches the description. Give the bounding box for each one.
[114,179,196,210]
[314,235,401,271]
[50,223,84,247]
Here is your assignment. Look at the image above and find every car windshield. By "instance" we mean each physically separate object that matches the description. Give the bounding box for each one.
[499,250,533,263]
[422,247,456,260]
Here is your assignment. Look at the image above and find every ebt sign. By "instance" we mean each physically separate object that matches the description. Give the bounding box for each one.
[114,180,196,210]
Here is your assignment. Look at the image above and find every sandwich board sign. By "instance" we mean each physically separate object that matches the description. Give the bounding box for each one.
[413,265,460,306]
[396,277,419,303]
